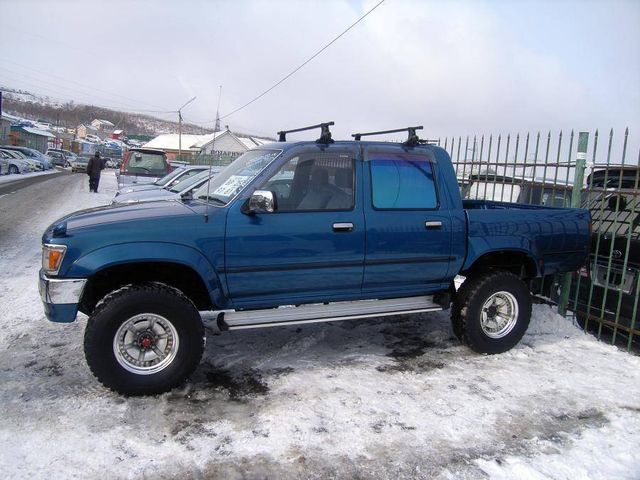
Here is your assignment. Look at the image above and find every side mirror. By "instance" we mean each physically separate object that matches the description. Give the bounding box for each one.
[244,190,275,214]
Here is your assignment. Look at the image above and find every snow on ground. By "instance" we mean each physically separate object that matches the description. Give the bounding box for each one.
[0,171,639,479]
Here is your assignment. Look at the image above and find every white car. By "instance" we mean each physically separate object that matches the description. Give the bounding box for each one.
[84,134,102,143]
[0,149,30,174]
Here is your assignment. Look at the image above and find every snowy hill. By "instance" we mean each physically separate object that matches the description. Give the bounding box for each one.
[0,86,209,136]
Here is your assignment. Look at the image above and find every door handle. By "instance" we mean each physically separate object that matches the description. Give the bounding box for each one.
[333,222,354,232]
[425,221,442,229]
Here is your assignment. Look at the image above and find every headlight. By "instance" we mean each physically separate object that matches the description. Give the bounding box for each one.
[42,244,67,275]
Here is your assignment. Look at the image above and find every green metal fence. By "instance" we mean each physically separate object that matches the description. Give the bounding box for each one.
[439,129,639,352]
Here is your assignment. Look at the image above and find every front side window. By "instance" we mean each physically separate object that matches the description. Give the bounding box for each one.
[370,153,438,209]
[260,150,354,211]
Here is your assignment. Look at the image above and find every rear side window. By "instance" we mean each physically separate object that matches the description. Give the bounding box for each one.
[370,154,438,209]
[125,152,167,175]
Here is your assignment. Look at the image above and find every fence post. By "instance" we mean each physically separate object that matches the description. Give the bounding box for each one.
[557,131,589,316]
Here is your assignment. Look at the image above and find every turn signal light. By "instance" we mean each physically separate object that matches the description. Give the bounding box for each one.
[42,244,67,275]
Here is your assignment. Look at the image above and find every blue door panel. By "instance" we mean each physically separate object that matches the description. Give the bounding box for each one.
[362,147,453,294]
[224,146,365,308]
[225,208,364,304]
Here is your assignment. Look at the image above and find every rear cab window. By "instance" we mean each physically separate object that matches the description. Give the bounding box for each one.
[125,151,167,175]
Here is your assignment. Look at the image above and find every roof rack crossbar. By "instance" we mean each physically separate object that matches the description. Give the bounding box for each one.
[351,126,424,146]
[277,121,335,144]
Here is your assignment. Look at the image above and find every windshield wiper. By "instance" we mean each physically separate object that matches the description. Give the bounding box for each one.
[197,195,226,205]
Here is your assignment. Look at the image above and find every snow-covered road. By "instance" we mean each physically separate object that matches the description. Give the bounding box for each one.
[0,171,639,479]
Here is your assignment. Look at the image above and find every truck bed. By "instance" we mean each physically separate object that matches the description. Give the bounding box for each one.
[462,200,591,277]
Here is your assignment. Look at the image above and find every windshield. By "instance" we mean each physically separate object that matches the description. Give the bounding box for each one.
[584,192,640,239]
[156,167,186,186]
[125,152,167,175]
[467,181,522,203]
[20,149,37,158]
[193,149,282,205]
[169,170,211,193]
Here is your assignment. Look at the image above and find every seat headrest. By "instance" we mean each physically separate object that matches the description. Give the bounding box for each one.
[310,167,329,187]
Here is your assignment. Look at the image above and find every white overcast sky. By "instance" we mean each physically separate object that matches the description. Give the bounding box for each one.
[0,0,638,150]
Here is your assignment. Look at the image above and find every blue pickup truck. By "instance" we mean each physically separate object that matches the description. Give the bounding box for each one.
[39,124,591,395]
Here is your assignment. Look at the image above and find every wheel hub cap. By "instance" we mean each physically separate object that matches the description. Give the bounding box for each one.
[113,313,179,375]
[480,291,519,339]
[137,333,154,350]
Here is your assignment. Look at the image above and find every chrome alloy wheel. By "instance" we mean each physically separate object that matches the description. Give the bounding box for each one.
[480,291,519,339]
[113,314,179,375]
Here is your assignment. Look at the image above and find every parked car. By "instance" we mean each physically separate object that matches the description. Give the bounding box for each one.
[0,145,52,170]
[0,148,29,175]
[571,166,639,337]
[0,150,9,174]
[117,148,171,189]
[71,156,91,173]
[47,151,69,167]
[463,173,573,207]
[39,124,591,395]
[115,165,210,196]
[0,149,36,172]
[104,158,117,168]
[84,134,102,143]
[112,169,218,204]
[46,148,77,167]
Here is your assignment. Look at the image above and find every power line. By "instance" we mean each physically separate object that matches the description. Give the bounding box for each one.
[219,0,386,120]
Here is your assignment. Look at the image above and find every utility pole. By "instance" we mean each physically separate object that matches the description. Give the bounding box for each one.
[55,111,60,149]
[177,96,196,157]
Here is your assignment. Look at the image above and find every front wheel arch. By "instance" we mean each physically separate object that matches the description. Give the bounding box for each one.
[79,260,215,315]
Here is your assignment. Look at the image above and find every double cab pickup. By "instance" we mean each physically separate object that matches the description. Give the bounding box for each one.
[39,124,591,395]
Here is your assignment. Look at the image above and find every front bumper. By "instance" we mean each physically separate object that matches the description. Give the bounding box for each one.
[39,270,87,323]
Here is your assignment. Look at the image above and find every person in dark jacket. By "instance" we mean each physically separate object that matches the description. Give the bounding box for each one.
[86,151,104,193]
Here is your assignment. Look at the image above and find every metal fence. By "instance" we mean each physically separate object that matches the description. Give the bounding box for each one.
[438,129,639,352]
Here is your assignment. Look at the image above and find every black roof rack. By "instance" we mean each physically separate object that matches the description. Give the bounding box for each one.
[351,126,424,147]
[277,121,335,144]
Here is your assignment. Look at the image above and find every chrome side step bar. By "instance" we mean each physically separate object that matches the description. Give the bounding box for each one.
[215,296,442,331]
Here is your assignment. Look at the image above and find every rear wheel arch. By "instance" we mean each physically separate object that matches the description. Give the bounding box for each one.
[463,250,539,279]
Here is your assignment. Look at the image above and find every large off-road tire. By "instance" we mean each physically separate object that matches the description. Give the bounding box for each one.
[451,271,532,354]
[84,282,205,396]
